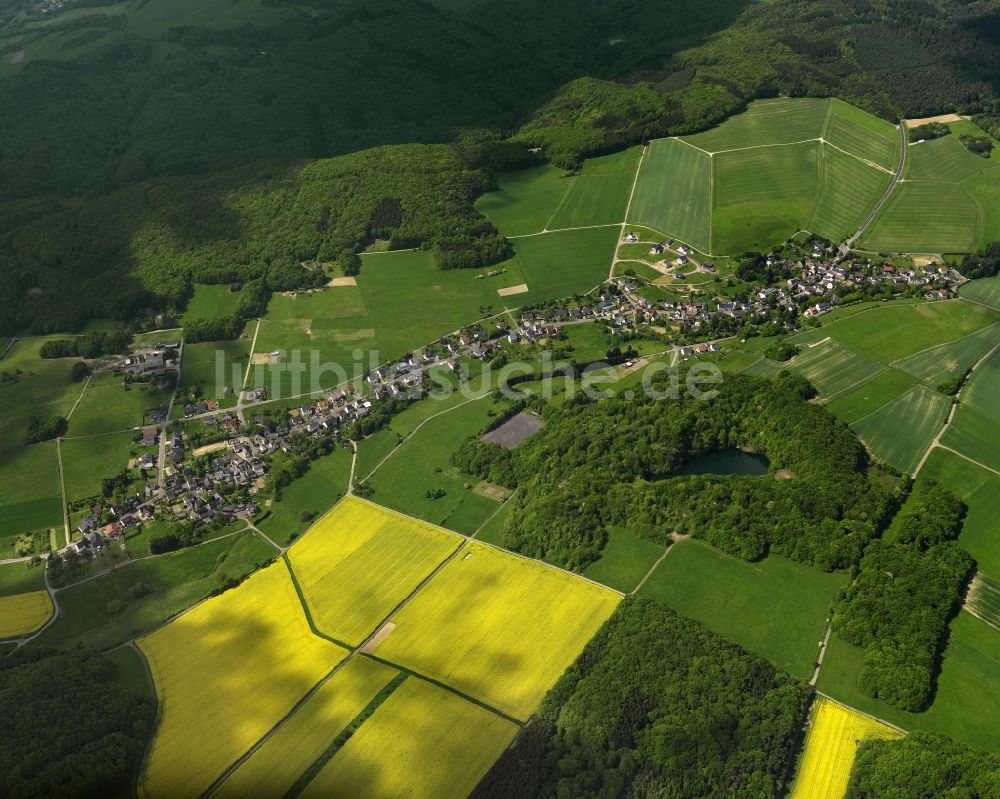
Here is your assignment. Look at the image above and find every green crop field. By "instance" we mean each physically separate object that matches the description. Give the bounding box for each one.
[808,144,892,242]
[861,181,979,252]
[582,527,665,593]
[905,121,1000,183]
[364,395,510,534]
[960,275,1000,309]
[34,531,274,651]
[824,101,899,170]
[681,97,829,151]
[892,321,1000,386]
[818,612,1000,755]
[824,368,917,423]
[474,165,570,236]
[179,284,242,324]
[817,301,998,363]
[782,338,885,399]
[639,539,847,680]
[60,430,134,503]
[68,371,171,436]
[940,404,1000,473]
[0,560,45,597]
[851,384,950,472]
[628,138,712,252]
[546,147,640,230]
[958,344,1000,418]
[505,226,620,305]
[864,119,1000,252]
[714,141,819,208]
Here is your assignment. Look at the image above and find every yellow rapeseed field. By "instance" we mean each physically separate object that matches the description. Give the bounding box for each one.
[287,497,460,645]
[299,678,518,799]
[789,696,904,799]
[138,562,348,799]
[376,541,621,719]
[215,656,398,799]
[0,590,52,639]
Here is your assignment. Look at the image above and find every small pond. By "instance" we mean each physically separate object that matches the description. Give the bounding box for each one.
[673,449,770,476]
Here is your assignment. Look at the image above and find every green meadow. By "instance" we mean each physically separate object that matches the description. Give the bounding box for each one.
[681,96,829,151]
[940,404,1000,473]
[808,144,892,242]
[363,395,510,534]
[69,371,171,436]
[504,226,620,304]
[178,337,251,406]
[892,321,1000,386]
[60,430,135,504]
[639,538,847,680]
[582,527,664,593]
[824,368,917,423]
[474,165,571,236]
[180,284,242,324]
[781,338,885,400]
[0,560,46,597]
[818,612,1000,755]
[960,274,1000,310]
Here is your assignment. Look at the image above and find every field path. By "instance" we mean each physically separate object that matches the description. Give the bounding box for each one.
[845,122,908,248]
[913,337,1000,475]
[55,438,70,547]
[609,144,648,280]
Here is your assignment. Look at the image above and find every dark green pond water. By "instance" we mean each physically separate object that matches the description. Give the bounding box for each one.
[673,449,770,476]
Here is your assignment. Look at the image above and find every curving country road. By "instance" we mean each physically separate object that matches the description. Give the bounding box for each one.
[845,121,908,249]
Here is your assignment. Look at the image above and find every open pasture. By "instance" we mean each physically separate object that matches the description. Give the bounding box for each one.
[60,430,134,503]
[964,168,1000,246]
[0,561,45,596]
[251,288,381,395]
[0,441,62,539]
[627,138,712,253]
[299,678,518,799]
[365,396,511,533]
[138,561,347,799]
[638,539,847,680]
[714,140,818,209]
[851,384,949,473]
[681,97,829,152]
[817,301,998,363]
[824,368,916,424]
[215,656,399,799]
[507,225,620,305]
[180,284,242,324]
[789,697,902,799]
[376,541,620,719]
[357,250,502,360]
[957,343,1000,418]
[178,337,250,404]
[0,589,52,639]
[287,498,460,646]
[474,165,570,236]
[0,337,87,452]
[582,526,666,593]
[893,321,1000,386]
[782,338,884,399]
[808,144,892,242]
[69,371,170,436]
[862,181,979,253]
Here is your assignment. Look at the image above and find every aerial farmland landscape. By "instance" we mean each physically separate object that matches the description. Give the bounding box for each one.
[2,0,1000,797]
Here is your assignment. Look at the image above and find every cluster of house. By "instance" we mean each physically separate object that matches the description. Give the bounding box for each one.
[119,344,178,376]
[73,497,154,555]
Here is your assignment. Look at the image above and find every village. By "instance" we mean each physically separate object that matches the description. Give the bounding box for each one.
[61,241,964,562]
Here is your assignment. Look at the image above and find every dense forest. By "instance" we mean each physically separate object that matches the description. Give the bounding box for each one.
[2,0,1000,331]
[0,648,154,799]
[849,732,1000,797]
[454,372,898,571]
[472,598,807,799]
[0,144,508,334]
[832,482,972,712]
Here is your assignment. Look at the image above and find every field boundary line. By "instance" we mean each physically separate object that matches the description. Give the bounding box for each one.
[823,139,895,174]
[55,438,70,548]
[888,319,1000,368]
[843,376,918,426]
[508,222,620,239]
[357,391,492,482]
[471,490,517,539]
[813,690,910,735]
[541,174,578,232]
[241,317,262,390]
[673,137,712,156]
[708,137,820,155]
[935,445,1000,476]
